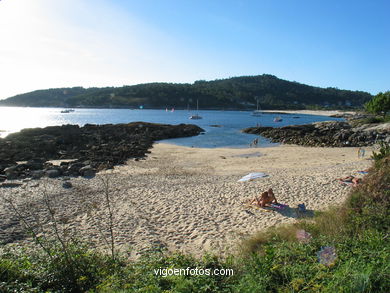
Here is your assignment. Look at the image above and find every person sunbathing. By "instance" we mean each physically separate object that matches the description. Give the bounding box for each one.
[338,176,361,186]
[251,188,278,207]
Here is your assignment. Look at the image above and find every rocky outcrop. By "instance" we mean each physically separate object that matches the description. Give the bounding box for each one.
[243,121,389,147]
[0,122,204,181]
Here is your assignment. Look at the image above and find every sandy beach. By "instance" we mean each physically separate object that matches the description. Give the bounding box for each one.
[0,143,373,258]
[261,109,356,116]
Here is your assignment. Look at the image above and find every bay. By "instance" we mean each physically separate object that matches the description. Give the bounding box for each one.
[0,107,342,148]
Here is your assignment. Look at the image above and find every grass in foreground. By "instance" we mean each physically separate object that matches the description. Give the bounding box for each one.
[1,155,389,292]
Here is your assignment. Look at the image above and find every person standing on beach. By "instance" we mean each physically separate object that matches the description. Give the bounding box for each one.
[252,138,259,147]
[358,147,365,158]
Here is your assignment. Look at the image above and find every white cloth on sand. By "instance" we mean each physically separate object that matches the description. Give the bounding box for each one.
[238,172,268,182]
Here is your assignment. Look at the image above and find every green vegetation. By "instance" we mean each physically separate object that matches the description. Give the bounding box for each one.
[0,75,372,109]
[371,141,390,163]
[365,91,390,118]
[1,152,389,292]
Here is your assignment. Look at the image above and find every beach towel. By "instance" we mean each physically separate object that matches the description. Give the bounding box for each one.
[339,181,353,186]
[251,205,272,212]
[270,203,289,210]
[340,181,353,185]
[242,202,272,212]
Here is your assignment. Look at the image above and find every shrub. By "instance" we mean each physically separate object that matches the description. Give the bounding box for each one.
[372,141,390,163]
[0,243,122,292]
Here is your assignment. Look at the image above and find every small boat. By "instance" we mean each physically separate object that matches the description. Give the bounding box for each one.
[189,99,202,119]
[60,109,75,113]
[251,99,262,116]
[189,114,202,120]
[273,116,283,122]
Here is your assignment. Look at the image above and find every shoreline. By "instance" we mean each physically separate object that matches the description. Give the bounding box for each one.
[0,143,373,258]
[0,108,353,140]
[261,109,356,117]
[0,105,356,115]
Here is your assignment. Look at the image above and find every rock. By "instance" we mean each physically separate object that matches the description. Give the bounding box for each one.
[1,182,22,188]
[30,170,45,179]
[60,161,70,167]
[45,169,61,178]
[4,165,17,174]
[4,166,19,180]
[0,159,17,173]
[0,122,204,178]
[79,165,96,178]
[43,162,54,169]
[62,181,73,189]
[26,158,45,170]
[68,162,86,176]
[242,121,389,147]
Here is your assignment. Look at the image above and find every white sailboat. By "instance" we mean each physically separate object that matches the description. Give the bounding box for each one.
[251,99,262,116]
[189,99,202,119]
[60,109,75,113]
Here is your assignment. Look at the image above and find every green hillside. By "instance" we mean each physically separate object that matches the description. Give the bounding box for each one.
[0,75,372,109]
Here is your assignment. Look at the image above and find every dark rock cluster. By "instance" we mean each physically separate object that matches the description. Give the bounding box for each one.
[243,121,389,147]
[0,122,204,182]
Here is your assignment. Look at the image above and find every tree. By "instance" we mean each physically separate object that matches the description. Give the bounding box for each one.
[365,91,390,118]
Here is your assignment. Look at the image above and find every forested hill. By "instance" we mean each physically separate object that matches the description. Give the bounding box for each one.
[0,75,372,109]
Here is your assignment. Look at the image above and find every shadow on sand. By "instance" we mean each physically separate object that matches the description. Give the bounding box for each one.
[243,204,315,219]
[269,206,315,218]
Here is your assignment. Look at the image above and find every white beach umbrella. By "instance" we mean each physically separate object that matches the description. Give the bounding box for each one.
[238,172,268,182]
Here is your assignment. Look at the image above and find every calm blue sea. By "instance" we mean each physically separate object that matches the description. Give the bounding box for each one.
[0,107,342,148]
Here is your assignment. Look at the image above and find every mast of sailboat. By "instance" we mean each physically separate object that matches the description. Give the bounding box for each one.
[256,96,261,111]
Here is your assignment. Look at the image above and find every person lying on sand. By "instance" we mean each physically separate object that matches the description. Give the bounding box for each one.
[338,176,362,186]
[251,188,278,207]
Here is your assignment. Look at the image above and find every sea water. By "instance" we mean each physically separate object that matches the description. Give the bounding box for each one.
[0,107,342,148]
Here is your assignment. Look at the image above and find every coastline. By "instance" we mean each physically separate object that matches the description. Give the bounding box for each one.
[1,143,373,258]
[261,109,356,117]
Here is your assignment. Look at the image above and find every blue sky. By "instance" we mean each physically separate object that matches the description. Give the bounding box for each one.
[0,0,389,99]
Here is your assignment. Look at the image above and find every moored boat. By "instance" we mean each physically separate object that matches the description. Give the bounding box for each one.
[189,99,202,119]
[251,99,262,116]
[60,109,75,113]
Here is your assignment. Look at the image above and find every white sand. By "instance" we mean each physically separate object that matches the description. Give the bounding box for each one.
[261,110,356,116]
[0,143,372,258]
